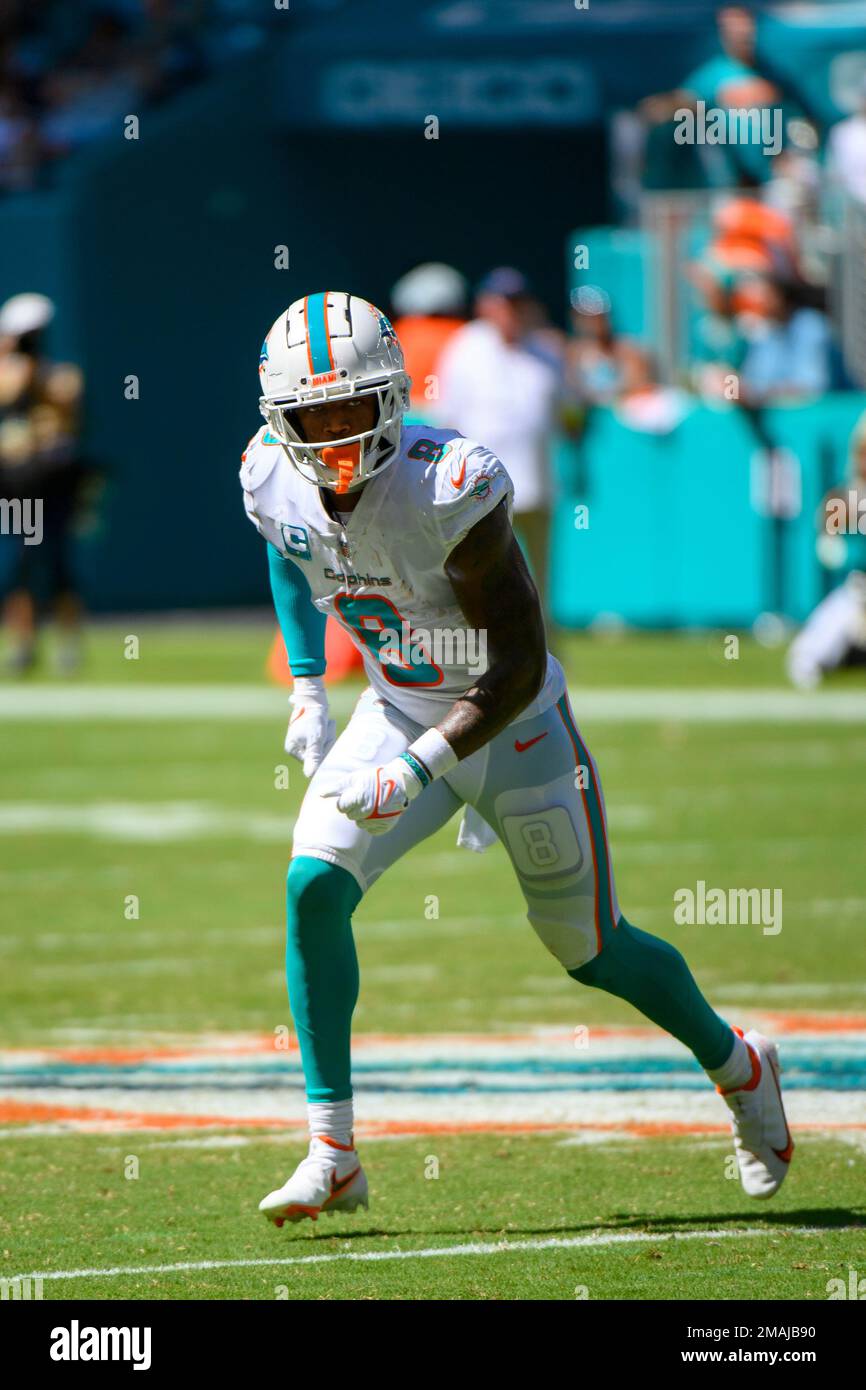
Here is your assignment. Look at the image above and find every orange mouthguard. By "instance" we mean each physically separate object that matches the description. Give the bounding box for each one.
[322,442,360,494]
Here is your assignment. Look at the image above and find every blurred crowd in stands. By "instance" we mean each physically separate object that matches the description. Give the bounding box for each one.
[0,0,265,192]
[392,5,866,503]
[633,5,866,407]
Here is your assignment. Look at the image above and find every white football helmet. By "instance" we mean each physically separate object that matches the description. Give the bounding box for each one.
[258,291,411,492]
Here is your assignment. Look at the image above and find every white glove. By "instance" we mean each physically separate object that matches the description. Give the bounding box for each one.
[284,676,336,779]
[320,753,424,836]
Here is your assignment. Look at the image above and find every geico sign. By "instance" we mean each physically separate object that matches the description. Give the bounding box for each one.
[321,60,595,125]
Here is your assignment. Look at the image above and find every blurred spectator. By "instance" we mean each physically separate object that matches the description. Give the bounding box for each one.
[0,292,90,674]
[685,166,842,401]
[519,296,570,376]
[639,6,790,189]
[564,285,687,434]
[40,11,158,159]
[390,262,467,422]
[706,192,800,282]
[564,285,653,407]
[0,1,233,193]
[827,74,866,205]
[764,142,822,223]
[688,260,750,401]
[787,410,866,688]
[762,139,827,285]
[680,7,779,115]
[0,79,41,191]
[435,267,560,612]
[737,275,831,403]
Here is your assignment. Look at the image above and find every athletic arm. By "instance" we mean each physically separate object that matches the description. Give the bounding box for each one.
[266,545,337,776]
[438,498,547,760]
[267,543,326,677]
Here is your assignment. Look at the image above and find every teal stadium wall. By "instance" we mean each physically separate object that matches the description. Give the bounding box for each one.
[551,395,866,628]
[561,221,866,626]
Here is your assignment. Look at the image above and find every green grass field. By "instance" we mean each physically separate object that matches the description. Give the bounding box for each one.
[1,625,865,1300]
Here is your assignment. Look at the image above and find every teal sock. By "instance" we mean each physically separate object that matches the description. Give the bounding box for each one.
[569,917,734,1070]
[285,856,362,1102]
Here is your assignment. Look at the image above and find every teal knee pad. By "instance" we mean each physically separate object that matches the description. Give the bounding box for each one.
[286,856,362,1102]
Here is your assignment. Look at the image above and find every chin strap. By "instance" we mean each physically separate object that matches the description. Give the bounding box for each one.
[322,441,361,494]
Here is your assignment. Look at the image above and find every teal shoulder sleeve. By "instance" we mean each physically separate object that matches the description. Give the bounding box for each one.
[266,544,326,678]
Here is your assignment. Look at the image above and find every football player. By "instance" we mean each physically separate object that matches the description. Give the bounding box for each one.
[242,292,793,1224]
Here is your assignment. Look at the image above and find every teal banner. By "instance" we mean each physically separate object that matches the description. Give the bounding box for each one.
[552,396,866,628]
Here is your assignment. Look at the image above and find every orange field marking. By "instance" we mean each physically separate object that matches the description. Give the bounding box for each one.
[4,1012,863,1067]
[1,1098,864,1138]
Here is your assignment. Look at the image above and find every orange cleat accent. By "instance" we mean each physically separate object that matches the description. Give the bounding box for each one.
[715,1026,762,1096]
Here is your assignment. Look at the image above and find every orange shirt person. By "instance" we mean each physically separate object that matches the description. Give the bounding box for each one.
[389,262,467,419]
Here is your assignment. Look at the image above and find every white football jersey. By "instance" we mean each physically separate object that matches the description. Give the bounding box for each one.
[240,423,564,726]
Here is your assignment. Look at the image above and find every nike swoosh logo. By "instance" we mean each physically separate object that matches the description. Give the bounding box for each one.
[514,732,549,753]
[329,1166,361,1199]
[450,456,466,489]
[370,772,402,818]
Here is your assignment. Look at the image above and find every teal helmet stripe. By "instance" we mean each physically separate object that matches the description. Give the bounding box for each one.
[305,291,334,375]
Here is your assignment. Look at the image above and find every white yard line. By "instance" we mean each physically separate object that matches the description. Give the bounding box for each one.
[1,685,866,722]
[12,1225,860,1284]
[0,802,295,843]
[0,686,315,720]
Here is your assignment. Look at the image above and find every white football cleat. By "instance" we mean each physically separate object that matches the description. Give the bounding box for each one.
[258,1136,369,1226]
[718,1028,794,1199]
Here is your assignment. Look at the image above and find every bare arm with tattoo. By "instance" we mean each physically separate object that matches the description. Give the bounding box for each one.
[438,499,547,760]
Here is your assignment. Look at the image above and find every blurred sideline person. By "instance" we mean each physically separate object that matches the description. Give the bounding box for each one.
[827,73,866,206]
[688,264,832,405]
[390,262,467,424]
[704,194,800,283]
[565,286,687,436]
[738,276,831,404]
[0,293,86,674]
[435,267,560,613]
[565,285,654,406]
[638,6,790,188]
[787,411,866,689]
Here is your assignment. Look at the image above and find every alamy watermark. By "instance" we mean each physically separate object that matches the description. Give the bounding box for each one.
[0,497,42,545]
[827,1268,865,1299]
[49,1321,152,1369]
[825,491,866,535]
[674,101,782,158]
[1,1275,44,1299]
[377,621,487,677]
[674,880,782,935]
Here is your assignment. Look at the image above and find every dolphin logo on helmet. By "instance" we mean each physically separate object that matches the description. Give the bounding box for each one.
[257,291,411,493]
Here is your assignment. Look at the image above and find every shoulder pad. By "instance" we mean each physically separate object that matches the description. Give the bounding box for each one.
[239,426,283,493]
[430,437,513,552]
